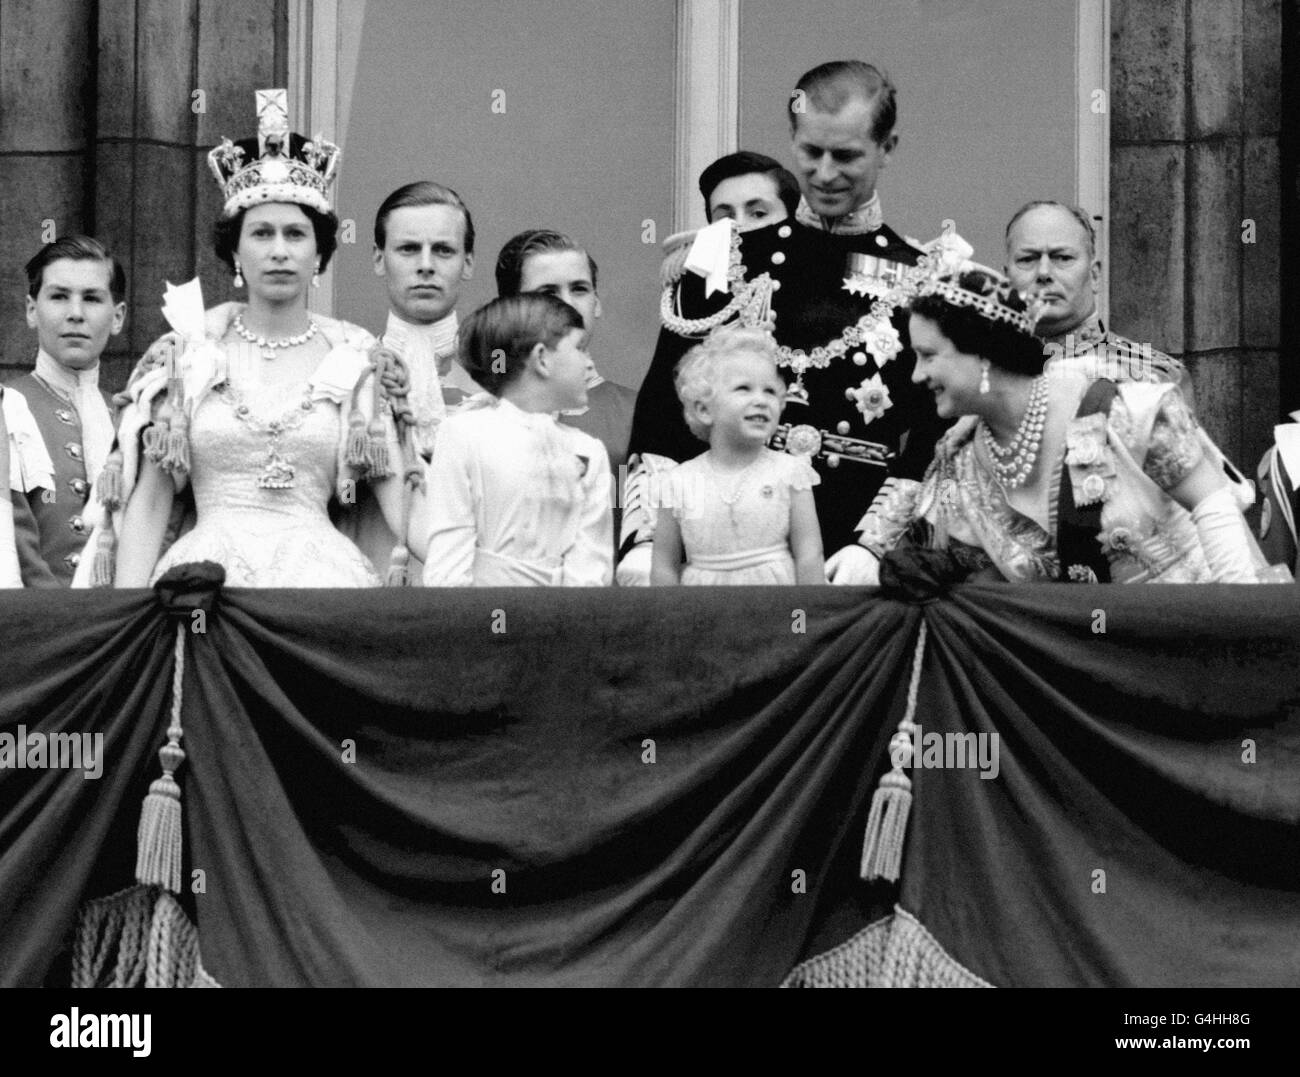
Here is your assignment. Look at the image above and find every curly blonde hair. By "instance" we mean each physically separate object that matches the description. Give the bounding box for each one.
[673,326,784,441]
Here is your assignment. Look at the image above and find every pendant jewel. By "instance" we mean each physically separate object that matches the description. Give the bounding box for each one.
[785,379,810,407]
[258,450,295,489]
[217,378,316,491]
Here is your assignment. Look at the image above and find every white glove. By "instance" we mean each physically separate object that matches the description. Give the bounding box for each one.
[615,543,653,587]
[1190,485,1258,582]
[825,544,881,585]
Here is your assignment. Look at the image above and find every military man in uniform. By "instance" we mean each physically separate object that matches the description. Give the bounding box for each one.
[619,60,948,584]
[1004,200,1189,391]
[6,236,125,586]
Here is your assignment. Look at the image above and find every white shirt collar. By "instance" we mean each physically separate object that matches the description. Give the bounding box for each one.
[384,308,459,355]
[34,348,100,398]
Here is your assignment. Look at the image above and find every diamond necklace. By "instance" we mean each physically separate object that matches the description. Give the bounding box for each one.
[233,313,318,360]
[709,453,765,504]
[977,375,1048,489]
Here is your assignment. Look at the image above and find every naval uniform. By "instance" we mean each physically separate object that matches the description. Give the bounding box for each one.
[1043,312,1190,396]
[626,216,948,560]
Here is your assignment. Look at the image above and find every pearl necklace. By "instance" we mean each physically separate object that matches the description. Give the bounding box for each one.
[234,314,318,360]
[977,375,1048,489]
[710,455,764,504]
[707,454,767,530]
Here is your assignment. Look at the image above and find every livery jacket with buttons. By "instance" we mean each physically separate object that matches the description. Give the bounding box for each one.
[627,217,949,553]
[5,372,105,586]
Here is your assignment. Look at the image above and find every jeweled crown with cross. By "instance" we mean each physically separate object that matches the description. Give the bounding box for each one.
[207,89,340,218]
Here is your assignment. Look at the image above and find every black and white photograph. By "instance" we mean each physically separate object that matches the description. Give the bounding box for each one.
[0,0,1297,1027]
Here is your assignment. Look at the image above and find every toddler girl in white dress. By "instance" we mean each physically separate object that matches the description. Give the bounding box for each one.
[651,327,824,585]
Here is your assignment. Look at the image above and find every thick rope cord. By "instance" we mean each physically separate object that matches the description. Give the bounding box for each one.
[73,885,151,988]
[135,624,186,893]
[782,907,991,988]
[368,345,422,585]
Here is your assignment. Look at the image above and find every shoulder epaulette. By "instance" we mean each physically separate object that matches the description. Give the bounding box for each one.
[659,229,698,288]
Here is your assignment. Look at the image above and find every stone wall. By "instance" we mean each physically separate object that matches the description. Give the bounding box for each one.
[0,0,284,390]
[1,2,1291,463]
[1110,0,1289,469]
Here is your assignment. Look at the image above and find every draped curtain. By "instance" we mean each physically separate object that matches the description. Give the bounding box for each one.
[2,582,1297,987]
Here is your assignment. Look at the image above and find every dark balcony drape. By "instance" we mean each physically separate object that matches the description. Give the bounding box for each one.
[2,582,1297,987]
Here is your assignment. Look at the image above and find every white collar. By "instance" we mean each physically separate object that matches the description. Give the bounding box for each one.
[495,395,559,424]
[384,309,459,354]
[795,191,884,235]
[34,348,100,399]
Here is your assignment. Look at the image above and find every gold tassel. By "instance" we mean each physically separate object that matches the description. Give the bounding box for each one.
[135,625,187,894]
[98,448,125,510]
[860,621,928,883]
[365,373,392,477]
[161,405,190,474]
[860,765,913,882]
[365,418,391,478]
[158,364,190,474]
[91,521,117,588]
[142,419,169,464]
[386,544,410,587]
[345,407,368,469]
[135,753,183,893]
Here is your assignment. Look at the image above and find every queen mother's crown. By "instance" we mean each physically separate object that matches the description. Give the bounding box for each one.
[908,232,1038,336]
[207,89,340,217]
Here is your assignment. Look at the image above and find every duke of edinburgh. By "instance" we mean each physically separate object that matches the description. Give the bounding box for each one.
[619,61,950,584]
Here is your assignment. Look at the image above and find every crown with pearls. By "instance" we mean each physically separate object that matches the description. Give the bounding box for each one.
[207,89,340,218]
[909,230,1038,335]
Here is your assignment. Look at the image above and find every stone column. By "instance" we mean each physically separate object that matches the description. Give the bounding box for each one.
[96,0,283,389]
[0,0,93,375]
[1110,0,1285,469]
[0,1,284,390]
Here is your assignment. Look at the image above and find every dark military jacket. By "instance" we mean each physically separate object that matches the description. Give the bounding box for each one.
[6,372,104,586]
[628,217,949,552]
[1257,436,1299,573]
